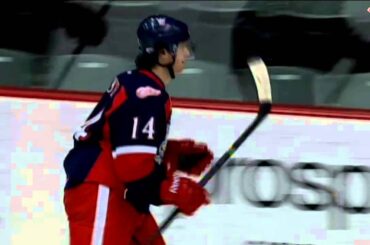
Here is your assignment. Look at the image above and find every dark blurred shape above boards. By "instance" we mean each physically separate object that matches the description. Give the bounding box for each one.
[0,1,107,55]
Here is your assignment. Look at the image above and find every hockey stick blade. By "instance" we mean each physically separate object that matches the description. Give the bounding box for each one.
[148,57,272,244]
[248,57,272,104]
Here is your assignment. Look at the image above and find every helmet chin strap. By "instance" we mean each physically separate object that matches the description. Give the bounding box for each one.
[167,55,176,79]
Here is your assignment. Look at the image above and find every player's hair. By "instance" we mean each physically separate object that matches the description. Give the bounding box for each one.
[135,42,171,70]
[135,52,158,70]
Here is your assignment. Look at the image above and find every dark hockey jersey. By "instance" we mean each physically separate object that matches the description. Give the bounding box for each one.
[63,69,172,190]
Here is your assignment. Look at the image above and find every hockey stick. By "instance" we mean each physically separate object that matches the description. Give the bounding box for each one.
[147,57,272,244]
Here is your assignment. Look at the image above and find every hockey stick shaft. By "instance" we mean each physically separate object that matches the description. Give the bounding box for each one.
[158,102,271,234]
[147,57,272,244]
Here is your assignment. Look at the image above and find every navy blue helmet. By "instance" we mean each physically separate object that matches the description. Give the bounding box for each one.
[137,15,192,56]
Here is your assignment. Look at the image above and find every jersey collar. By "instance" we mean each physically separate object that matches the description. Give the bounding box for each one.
[139,69,165,89]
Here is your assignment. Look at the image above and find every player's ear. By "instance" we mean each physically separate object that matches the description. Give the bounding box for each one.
[159,48,167,55]
[158,48,173,65]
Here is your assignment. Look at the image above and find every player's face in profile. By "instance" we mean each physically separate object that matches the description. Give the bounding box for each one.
[173,41,193,74]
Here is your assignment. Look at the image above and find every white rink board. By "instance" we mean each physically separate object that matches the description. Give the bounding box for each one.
[0,96,370,245]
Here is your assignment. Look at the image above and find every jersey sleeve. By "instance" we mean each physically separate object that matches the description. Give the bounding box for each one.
[108,91,167,183]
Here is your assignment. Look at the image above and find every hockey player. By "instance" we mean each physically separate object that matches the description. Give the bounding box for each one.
[63,14,214,245]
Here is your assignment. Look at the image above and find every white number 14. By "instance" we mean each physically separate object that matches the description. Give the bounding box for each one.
[132,117,155,140]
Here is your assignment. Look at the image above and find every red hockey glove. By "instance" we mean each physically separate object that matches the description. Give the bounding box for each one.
[164,139,214,176]
[160,173,210,216]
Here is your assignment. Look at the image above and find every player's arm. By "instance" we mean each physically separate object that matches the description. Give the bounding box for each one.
[109,93,209,215]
